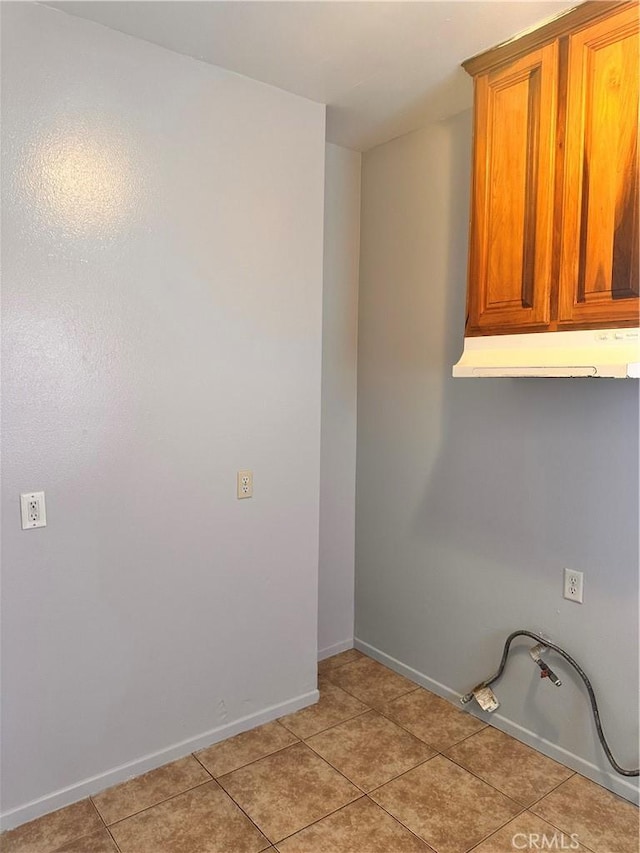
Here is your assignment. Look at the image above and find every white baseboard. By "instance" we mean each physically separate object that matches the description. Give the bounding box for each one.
[0,688,318,832]
[318,638,354,661]
[354,638,639,806]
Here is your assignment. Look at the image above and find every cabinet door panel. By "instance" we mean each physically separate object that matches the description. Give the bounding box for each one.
[467,44,557,336]
[559,5,640,327]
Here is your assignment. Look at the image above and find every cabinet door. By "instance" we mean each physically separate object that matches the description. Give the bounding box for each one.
[467,43,558,336]
[559,4,639,328]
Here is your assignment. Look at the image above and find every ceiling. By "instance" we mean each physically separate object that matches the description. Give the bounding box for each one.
[47,1,577,151]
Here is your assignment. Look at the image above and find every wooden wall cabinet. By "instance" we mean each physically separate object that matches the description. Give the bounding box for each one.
[464,1,640,337]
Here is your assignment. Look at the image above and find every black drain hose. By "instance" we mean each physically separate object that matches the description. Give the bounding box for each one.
[462,630,639,778]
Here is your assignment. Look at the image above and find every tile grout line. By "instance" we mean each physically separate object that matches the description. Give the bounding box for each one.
[299,708,372,740]
[105,779,215,831]
[292,740,368,796]
[438,717,578,782]
[522,771,609,849]
[269,794,369,848]
[527,767,637,853]
[210,741,365,847]
[86,756,216,831]
[190,753,272,848]
[342,668,503,757]
[432,725,579,812]
[366,753,440,796]
[360,747,531,850]
[194,727,302,779]
[443,763,613,853]
[318,662,362,677]
[436,720,490,748]
[89,796,124,853]
[284,708,371,741]
[365,794,437,852]
[305,732,438,798]
[325,677,422,708]
[31,798,125,853]
[527,771,578,813]
[320,652,423,702]
[373,704,488,752]
[105,825,124,853]
[364,707,441,749]
[317,650,364,674]
[462,771,585,853]
[441,751,547,812]
[463,797,599,853]
[458,806,530,853]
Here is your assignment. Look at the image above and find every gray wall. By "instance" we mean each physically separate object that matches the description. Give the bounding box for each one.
[356,110,639,802]
[319,143,361,657]
[1,3,325,827]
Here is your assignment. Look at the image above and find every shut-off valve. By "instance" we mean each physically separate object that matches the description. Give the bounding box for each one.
[457,629,638,777]
[461,641,562,712]
[529,643,562,686]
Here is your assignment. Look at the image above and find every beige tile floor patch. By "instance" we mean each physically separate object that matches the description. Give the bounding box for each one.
[52,828,119,853]
[317,649,363,677]
[279,677,368,739]
[530,774,639,853]
[276,797,434,852]
[92,754,211,824]
[219,742,361,842]
[445,726,573,806]
[1,800,104,853]
[109,781,269,853]
[381,687,486,750]
[326,656,418,708]
[306,710,434,791]
[470,811,593,853]
[196,719,299,777]
[370,755,521,853]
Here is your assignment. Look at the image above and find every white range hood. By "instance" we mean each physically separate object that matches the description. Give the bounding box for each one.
[453,328,640,378]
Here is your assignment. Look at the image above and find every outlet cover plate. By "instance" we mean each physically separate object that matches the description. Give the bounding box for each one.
[563,568,584,603]
[21,492,47,529]
[237,470,253,499]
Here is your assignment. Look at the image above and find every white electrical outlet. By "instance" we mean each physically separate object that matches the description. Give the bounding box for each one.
[563,568,584,603]
[237,470,253,499]
[20,491,47,529]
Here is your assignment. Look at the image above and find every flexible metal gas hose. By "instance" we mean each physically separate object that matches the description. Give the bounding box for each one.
[462,629,639,777]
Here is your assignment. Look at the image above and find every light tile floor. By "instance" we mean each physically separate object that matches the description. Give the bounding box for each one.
[3,650,638,853]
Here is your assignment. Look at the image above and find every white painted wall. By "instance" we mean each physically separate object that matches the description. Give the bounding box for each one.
[1,3,325,827]
[356,113,639,803]
[318,143,361,658]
